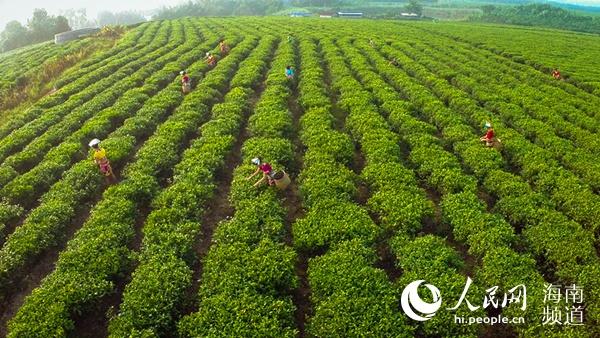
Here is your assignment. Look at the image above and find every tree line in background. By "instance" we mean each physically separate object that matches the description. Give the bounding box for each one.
[60,9,146,30]
[0,8,146,53]
[4,2,598,54]
[472,4,600,34]
[153,0,425,18]
[0,9,70,52]
[154,0,285,19]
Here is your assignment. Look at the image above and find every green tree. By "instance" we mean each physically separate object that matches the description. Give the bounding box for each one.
[0,21,29,52]
[405,0,423,16]
[28,9,54,41]
[0,9,71,52]
[290,0,343,6]
[61,9,95,29]
[27,9,71,43]
[481,5,496,15]
[154,0,285,19]
[54,16,71,33]
[98,11,146,26]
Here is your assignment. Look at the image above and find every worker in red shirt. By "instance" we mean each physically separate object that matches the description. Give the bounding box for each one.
[180,70,191,93]
[552,68,561,80]
[480,122,496,147]
[247,157,276,187]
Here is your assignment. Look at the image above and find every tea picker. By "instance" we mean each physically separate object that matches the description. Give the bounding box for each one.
[89,138,116,181]
[180,70,191,94]
[246,157,291,190]
[205,52,216,67]
[480,122,500,148]
[219,40,229,55]
[285,66,295,79]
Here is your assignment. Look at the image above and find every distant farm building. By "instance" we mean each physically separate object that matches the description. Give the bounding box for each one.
[400,13,420,18]
[337,12,363,18]
[289,12,311,17]
[55,28,100,44]
[320,12,335,18]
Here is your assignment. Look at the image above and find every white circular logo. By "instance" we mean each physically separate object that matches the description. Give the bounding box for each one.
[401,280,442,321]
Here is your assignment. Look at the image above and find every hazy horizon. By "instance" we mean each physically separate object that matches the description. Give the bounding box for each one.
[1,0,600,31]
[560,0,600,4]
[0,0,185,29]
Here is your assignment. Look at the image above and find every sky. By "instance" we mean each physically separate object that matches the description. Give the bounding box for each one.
[1,0,600,30]
[556,0,600,5]
[0,0,185,29]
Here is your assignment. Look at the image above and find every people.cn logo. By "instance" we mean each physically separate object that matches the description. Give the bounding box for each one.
[400,280,442,321]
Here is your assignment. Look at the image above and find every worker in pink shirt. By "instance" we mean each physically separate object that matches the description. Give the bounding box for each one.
[247,157,276,187]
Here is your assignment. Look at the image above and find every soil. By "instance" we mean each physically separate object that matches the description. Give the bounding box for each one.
[421,188,446,236]
[348,41,487,281]
[68,43,254,335]
[423,186,479,276]
[70,202,149,338]
[535,255,560,285]
[66,107,183,335]
[281,178,312,338]
[477,189,497,211]
[283,55,312,337]
[356,183,370,206]
[179,41,276,317]
[350,146,365,173]
[292,254,312,337]
[0,217,25,248]
[180,123,242,316]
[0,196,97,337]
[69,274,129,338]
[375,232,403,282]
[480,306,518,338]
[0,107,173,336]
[319,42,345,133]
[0,254,56,337]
